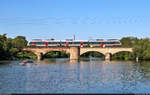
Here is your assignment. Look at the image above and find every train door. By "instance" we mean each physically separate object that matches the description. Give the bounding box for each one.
[80,42,83,47]
[115,42,117,47]
[32,42,34,46]
[101,41,104,47]
[66,42,69,46]
[59,41,62,46]
[45,42,48,46]
[87,41,90,47]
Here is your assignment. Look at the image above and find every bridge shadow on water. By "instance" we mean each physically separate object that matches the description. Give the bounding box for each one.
[35,58,103,64]
[35,57,127,65]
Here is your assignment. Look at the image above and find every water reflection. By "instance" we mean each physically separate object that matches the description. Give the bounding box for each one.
[69,59,79,63]
[0,59,150,93]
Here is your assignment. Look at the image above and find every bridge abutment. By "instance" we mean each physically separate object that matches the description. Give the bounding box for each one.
[70,47,80,60]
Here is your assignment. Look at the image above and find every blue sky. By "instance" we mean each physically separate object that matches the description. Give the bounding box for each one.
[0,0,150,41]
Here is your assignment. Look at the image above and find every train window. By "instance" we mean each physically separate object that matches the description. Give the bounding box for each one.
[51,42,59,44]
[103,42,107,44]
[29,42,32,44]
[35,42,38,44]
[74,42,80,44]
[42,42,45,44]
[89,42,93,44]
[117,42,120,44]
[69,42,73,44]
[34,42,42,44]
[106,42,110,44]
[96,42,100,44]
[93,42,97,44]
[114,42,120,44]
[51,42,54,44]
[88,42,91,44]
[34,42,38,44]
[56,42,60,44]
[109,42,112,44]
[61,42,66,44]
[42,42,46,44]
[33,42,36,44]
[92,42,95,44]
[106,42,113,44]
[89,42,97,44]
[104,42,114,44]
[111,42,115,44]
[48,42,52,44]
[83,42,88,44]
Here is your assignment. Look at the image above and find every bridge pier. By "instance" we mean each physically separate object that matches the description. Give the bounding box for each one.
[105,53,111,61]
[36,53,43,60]
[136,57,139,62]
[70,47,80,60]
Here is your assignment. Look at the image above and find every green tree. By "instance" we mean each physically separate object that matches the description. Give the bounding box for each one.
[16,51,37,59]
[112,51,133,60]
[0,34,28,60]
[80,51,104,58]
[12,36,28,49]
[0,34,8,59]
[120,37,138,47]
[44,51,69,58]
[133,38,150,60]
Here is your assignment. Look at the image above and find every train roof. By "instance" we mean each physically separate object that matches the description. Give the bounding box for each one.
[29,39,120,42]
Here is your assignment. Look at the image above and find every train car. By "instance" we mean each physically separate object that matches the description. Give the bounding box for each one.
[65,40,89,47]
[28,40,46,47]
[28,39,122,47]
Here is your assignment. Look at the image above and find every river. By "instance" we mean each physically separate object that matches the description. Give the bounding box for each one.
[0,58,150,94]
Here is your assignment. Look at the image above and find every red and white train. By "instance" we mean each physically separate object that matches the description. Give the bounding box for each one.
[28,39,121,47]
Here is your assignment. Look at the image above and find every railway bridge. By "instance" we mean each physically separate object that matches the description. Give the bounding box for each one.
[22,47,133,61]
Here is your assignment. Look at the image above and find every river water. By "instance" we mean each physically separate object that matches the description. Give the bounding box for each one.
[0,58,150,94]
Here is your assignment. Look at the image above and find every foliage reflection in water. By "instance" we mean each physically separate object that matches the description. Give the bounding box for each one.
[0,59,150,93]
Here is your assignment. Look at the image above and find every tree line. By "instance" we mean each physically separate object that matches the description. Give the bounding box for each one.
[0,34,36,60]
[1,34,150,61]
[112,37,150,60]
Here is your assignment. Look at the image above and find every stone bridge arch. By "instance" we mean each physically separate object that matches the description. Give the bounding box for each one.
[22,48,44,60]
[80,50,105,59]
[80,47,133,60]
[18,49,38,59]
[80,48,112,60]
[42,50,70,59]
[110,48,133,55]
[80,50,105,56]
[22,47,79,60]
[42,50,69,55]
